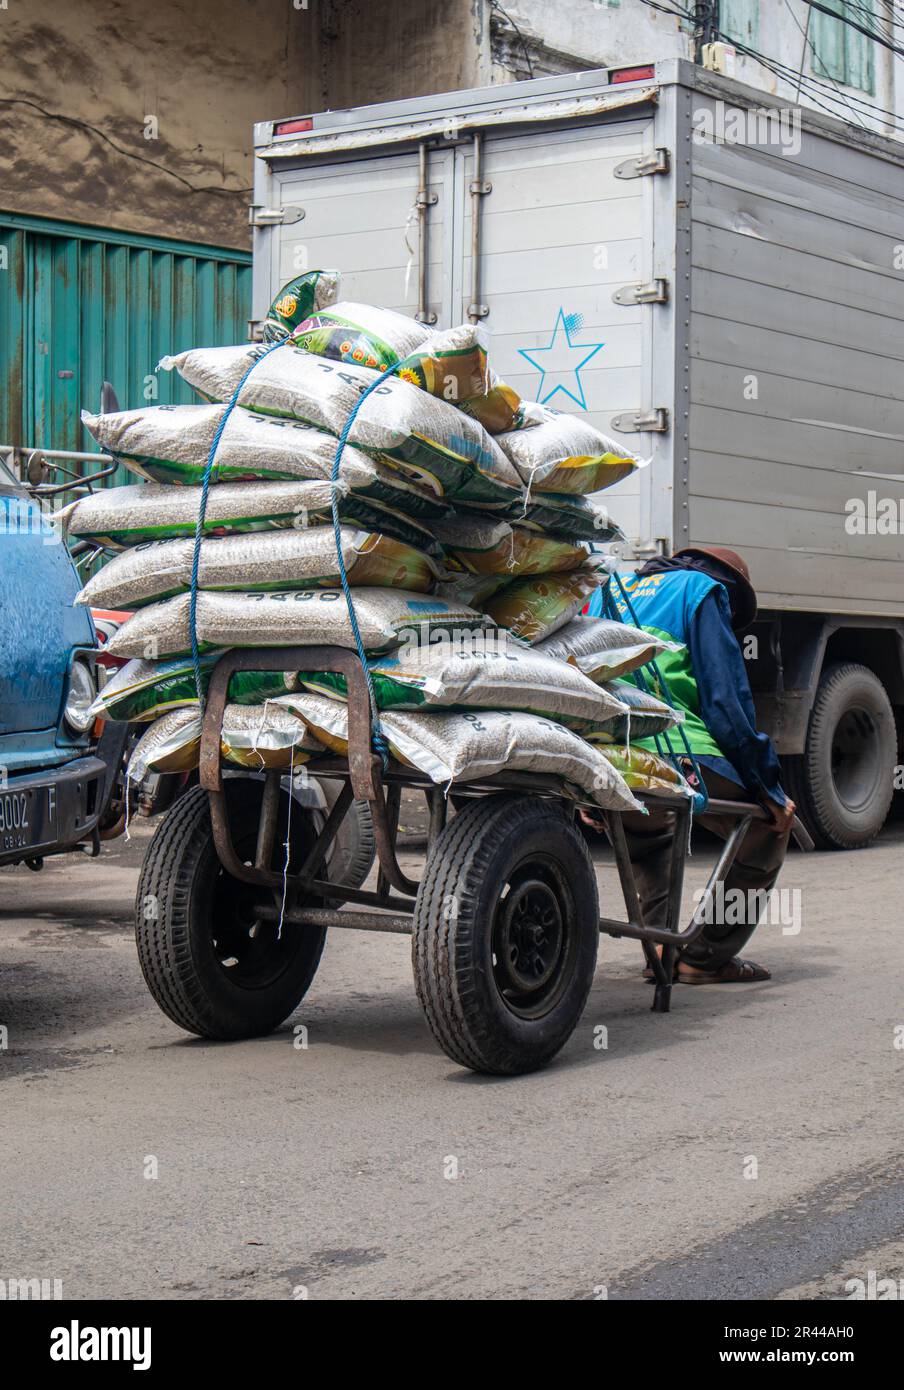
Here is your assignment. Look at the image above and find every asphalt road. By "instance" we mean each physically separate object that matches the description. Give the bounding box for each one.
[1,802,902,1301]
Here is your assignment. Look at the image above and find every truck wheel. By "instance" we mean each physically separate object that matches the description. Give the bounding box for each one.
[783,662,895,850]
[320,781,376,889]
[135,781,327,1039]
[412,795,599,1075]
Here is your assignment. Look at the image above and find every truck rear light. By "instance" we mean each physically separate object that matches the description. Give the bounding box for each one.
[610,65,655,84]
[274,117,314,136]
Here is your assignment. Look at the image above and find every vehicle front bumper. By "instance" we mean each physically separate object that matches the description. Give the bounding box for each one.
[0,755,108,866]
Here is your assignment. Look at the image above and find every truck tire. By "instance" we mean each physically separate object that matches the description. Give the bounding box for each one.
[135,781,327,1039]
[783,662,895,851]
[412,795,599,1075]
[320,781,376,889]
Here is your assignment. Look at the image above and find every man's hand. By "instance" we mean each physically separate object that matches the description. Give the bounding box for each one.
[763,794,795,835]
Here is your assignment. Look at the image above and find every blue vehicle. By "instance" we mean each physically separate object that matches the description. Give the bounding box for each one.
[0,453,127,868]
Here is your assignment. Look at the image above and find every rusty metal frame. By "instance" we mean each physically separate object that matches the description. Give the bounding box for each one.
[198,646,807,1014]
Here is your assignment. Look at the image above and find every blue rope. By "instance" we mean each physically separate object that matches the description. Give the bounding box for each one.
[189,339,289,704]
[329,361,410,769]
[604,572,709,814]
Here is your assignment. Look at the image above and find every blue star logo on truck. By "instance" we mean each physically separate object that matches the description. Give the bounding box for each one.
[518,309,604,409]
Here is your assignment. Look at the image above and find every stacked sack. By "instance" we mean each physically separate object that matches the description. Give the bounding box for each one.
[68,270,689,810]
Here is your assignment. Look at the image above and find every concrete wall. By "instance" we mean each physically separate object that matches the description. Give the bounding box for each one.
[0,0,484,251]
[480,1,904,140]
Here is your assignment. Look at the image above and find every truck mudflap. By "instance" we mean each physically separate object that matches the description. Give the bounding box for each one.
[0,755,108,866]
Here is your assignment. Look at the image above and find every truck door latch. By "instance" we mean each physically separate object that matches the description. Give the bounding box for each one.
[614,148,671,180]
[612,278,669,306]
[611,408,670,434]
[248,205,305,227]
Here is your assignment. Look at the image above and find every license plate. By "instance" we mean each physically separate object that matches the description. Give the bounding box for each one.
[0,784,57,854]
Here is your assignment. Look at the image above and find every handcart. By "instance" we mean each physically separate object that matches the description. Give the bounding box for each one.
[135,646,813,1075]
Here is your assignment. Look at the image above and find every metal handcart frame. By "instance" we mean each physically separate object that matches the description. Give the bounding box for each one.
[141,642,813,1074]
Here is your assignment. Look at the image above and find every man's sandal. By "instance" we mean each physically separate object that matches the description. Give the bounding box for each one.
[643,956,770,984]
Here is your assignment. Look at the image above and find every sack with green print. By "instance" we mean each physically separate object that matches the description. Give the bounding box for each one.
[90,653,298,723]
[76,526,443,610]
[595,744,693,798]
[80,405,447,524]
[589,681,684,741]
[297,640,628,725]
[519,492,625,544]
[501,402,644,495]
[58,478,445,557]
[536,615,682,683]
[106,587,495,660]
[478,566,605,644]
[261,269,341,343]
[290,306,521,434]
[432,513,587,577]
[159,344,523,511]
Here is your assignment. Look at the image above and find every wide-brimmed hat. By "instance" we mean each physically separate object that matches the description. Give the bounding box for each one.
[673,545,757,630]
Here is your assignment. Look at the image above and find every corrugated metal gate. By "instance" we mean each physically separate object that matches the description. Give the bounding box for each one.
[0,214,251,483]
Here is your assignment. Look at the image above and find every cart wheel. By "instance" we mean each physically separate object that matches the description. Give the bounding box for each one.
[135,781,327,1040]
[320,781,376,889]
[412,795,599,1075]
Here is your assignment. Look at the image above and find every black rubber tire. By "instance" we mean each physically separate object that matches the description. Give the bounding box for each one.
[135,782,327,1039]
[782,662,895,851]
[320,781,376,889]
[412,795,599,1075]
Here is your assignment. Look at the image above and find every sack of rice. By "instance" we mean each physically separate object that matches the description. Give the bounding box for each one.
[81,405,447,522]
[290,307,521,434]
[76,527,443,610]
[536,615,682,683]
[127,700,322,779]
[432,514,587,577]
[59,477,445,557]
[520,493,624,544]
[479,568,603,643]
[262,269,341,343]
[501,403,643,495]
[593,682,684,741]
[106,588,494,660]
[595,744,694,798]
[160,345,523,511]
[297,641,629,725]
[287,695,642,811]
[90,653,298,723]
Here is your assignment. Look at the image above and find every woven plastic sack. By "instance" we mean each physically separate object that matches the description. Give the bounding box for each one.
[77,527,442,610]
[589,681,684,741]
[298,642,629,725]
[262,269,341,342]
[287,695,642,812]
[520,494,625,543]
[595,744,694,798]
[127,700,322,779]
[433,514,586,577]
[536,615,681,683]
[160,345,523,511]
[479,568,604,643]
[291,309,521,434]
[81,405,447,521]
[501,403,643,495]
[89,653,298,723]
[59,477,444,557]
[106,588,494,660]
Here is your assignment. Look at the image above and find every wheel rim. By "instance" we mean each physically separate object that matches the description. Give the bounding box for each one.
[831,704,882,813]
[491,860,576,1020]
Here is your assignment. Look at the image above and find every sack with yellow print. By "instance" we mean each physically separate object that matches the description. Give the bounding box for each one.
[478,566,605,643]
[262,269,341,343]
[500,402,644,495]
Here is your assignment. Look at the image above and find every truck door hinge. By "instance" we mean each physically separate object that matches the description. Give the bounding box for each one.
[612,278,669,306]
[614,148,671,180]
[611,407,670,434]
[248,205,305,227]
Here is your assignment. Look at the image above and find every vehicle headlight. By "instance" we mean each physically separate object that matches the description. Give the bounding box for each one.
[64,658,97,734]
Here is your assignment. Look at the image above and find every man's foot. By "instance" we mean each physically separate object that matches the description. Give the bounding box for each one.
[677,956,771,984]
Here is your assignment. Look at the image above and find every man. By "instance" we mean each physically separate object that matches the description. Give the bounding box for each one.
[585,546,795,984]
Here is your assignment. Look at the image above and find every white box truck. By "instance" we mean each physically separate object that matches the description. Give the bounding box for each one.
[251,58,904,849]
